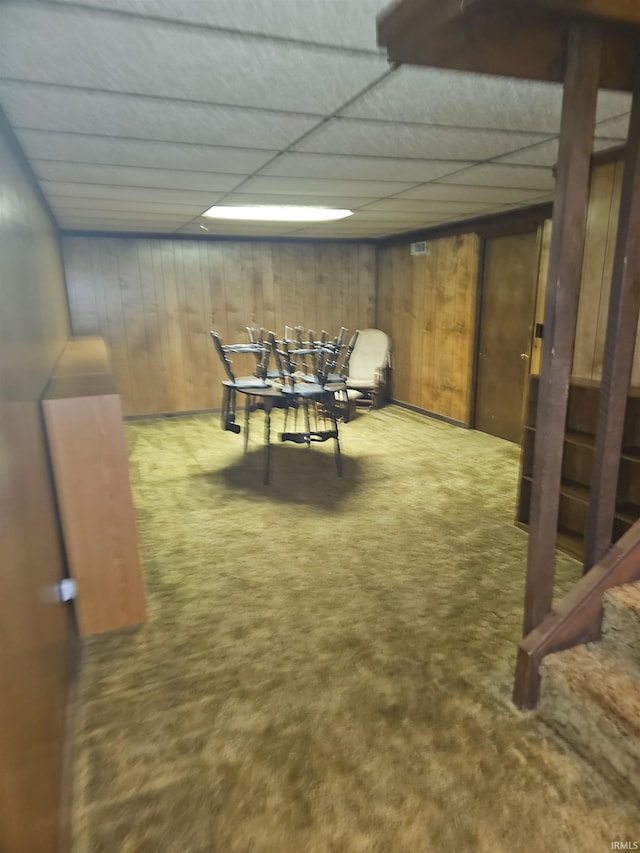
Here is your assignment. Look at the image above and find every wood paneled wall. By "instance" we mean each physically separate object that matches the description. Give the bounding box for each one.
[377,233,481,425]
[0,115,73,853]
[573,160,624,381]
[535,159,628,382]
[62,237,376,416]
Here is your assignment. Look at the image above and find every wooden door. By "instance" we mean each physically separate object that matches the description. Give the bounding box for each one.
[475,231,540,443]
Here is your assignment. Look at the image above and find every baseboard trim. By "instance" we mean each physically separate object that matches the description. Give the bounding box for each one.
[389,399,468,429]
[124,407,220,422]
[124,403,467,429]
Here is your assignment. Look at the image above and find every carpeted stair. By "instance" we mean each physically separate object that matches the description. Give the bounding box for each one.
[538,581,640,798]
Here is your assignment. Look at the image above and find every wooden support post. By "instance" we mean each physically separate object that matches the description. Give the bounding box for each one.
[583,53,640,572]
[513,25,602,709]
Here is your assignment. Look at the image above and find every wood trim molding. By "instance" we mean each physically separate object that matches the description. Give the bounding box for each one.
[592,144,627,168]
[390,399,468,429]
[514,517,640,708]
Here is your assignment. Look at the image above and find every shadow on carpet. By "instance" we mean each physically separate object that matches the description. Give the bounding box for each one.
[71,406,639,853]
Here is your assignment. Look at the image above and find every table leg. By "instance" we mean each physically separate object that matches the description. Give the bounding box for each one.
[244,395,251,454]
[304,399,311,447]
[264,401,272,485]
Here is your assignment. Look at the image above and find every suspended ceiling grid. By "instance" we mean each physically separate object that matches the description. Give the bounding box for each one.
[0,0,632,239]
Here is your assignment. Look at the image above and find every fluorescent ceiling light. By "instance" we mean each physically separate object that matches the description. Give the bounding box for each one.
[201,205,353,223]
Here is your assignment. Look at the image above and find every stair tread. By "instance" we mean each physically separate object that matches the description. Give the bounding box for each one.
[541,645,640,740]
[604,580,640,616]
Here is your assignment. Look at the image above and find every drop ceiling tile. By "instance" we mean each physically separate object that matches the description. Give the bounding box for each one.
[349,213,439,229]
[343,67,564,132]
[288,223,392,238]
[597,91,633,121]
[342,67,632,131]
[436,163,555,191]
[595,114,631,140]
[260,153,470,183]
[17,130,277,173]
[348,209,469,222]
[40,182,225,205]
[357,199,497,214]
[0,82,320,149]
[295,222,414,240]
[495,136,625,167]
[59,219,187,232]
[177,222,304,237]
[238,176,419,197]
[394,184,550,204]
[40,0,388,52]
[47,196,209,215]
[295,118,551,160]
[52,208,193,223]
[1,4,389,113]
[223,193,379,208]
[32,160,244,192]
[494,139,561,168]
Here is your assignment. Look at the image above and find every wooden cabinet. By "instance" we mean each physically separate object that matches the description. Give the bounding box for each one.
[516,375,640,560]
[43,337,146,635]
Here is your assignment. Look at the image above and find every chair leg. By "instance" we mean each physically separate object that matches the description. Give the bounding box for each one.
[263,406,272,486]
[243,395,251,453]
[333,417,342,477]
[222,386,241,434]
[304,400,311,447]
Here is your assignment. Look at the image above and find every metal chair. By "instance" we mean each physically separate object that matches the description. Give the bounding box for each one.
[210,330,272,443]
[270,333,345,476]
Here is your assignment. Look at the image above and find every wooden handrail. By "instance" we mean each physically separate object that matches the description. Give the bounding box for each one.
[513,518,640,708]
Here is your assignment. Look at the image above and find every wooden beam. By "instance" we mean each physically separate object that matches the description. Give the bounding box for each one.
[583,52,640,572]
[528,0,640,26]
[513,24,602,708]
[377,0,637,89]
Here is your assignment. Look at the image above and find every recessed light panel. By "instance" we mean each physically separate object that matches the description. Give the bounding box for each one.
[202,205,353,223]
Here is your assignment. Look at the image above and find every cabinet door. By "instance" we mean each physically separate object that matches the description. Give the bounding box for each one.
[475,231,540,443]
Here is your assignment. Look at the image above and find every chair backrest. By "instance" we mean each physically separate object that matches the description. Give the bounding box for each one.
[348,329,391,381]
[245,327,270,380]
[338,330,359,378]
[268,332,294,388]
[210,331,236,383]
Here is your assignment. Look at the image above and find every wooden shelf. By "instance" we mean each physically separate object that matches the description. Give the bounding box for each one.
[43,337,146,636]
[615,502,640,526]
[565,428,595,450]
[516,375,640,562]
[560,478,589,504]
[557,528,585,560]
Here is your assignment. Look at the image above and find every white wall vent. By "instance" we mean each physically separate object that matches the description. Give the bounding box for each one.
[410,241,428,256]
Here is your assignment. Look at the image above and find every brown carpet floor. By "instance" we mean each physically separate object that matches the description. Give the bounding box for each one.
[71,406,640,852]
